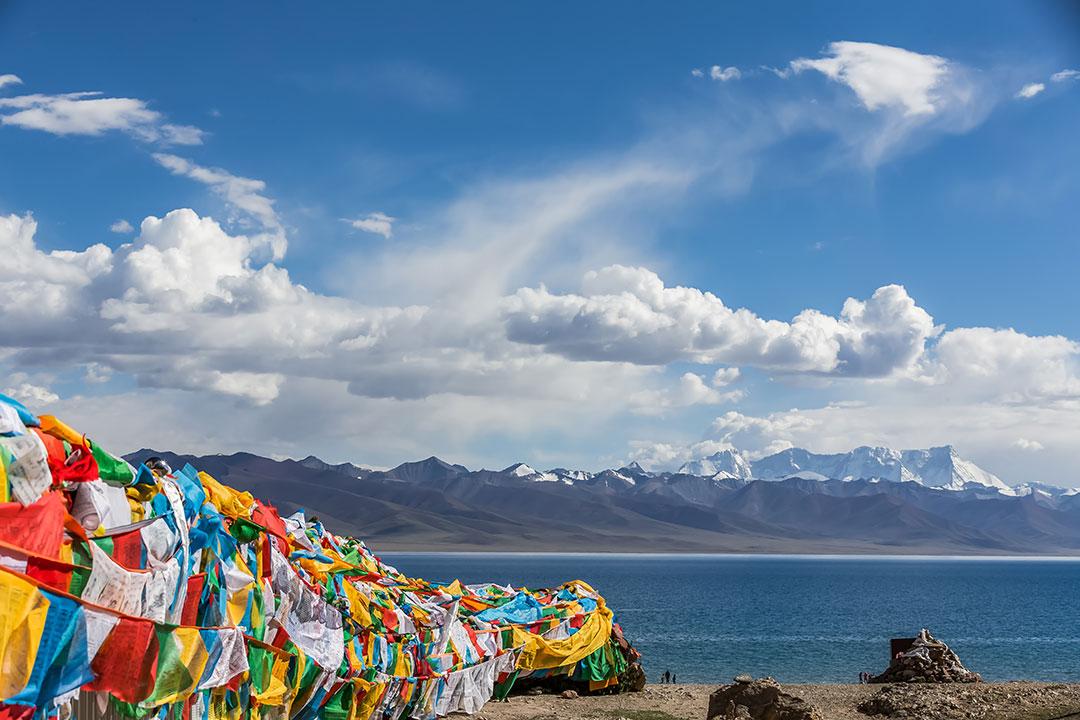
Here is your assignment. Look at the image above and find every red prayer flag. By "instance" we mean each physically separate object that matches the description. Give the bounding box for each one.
[252,500,289,541]
[86,616,158,703]
[0,492,65,558]
[110,528,143,570]
[181,574,206,626]
[25,554,74,593]
[0,704,35,720]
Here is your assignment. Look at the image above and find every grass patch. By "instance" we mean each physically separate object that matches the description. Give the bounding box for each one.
[601,710,687,720]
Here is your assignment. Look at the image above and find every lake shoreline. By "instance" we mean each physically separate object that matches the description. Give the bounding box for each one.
[483,682,1080,720]
[380,549,1080,560]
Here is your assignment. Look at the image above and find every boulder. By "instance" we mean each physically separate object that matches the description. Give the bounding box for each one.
[621,662,648,692]
[706,676,823,720]
[869,629,980,684]
[560,690,579,700]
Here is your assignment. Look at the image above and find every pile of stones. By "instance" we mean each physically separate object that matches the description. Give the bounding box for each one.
[707,675,823,720]
[869,629,981,684]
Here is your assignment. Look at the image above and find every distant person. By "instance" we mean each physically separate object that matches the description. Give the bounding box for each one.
[672,673,677,684]
[663,670,670,683]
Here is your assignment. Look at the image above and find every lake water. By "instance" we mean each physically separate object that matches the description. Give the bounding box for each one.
[380,553,1080,684]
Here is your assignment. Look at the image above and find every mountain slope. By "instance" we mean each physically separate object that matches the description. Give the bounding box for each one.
[125,449,1080,555]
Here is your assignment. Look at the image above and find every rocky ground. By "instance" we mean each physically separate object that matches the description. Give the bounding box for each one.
[478,682,1080,720]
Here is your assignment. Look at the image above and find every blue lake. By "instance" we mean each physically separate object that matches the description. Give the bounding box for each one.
[381,553,1080,684]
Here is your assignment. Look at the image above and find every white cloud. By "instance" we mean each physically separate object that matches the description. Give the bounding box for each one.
[0,91,203,144]
[110,219,134,234]
[152,154,285,260]
[709,66,741,82]
[1016,82,1045,100]
[503,265,936,377]
[0,208,660,423]
[83,363,113,384]
[712,367,740,386]
[790,41,949,116]
[628,372,744,415]
[347,212,395,239]
[932,327,1080,402]
[3,382,59,406]
[709,409,818,458]
[1050,69,1080,83]
[0,74,22,90]
[628,325,1080,480]
[690,68,705,79]
[627,438,735,471]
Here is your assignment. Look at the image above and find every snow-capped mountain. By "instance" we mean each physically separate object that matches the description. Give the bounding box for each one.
[748,445,1010,493]
[502,462,563,483]
[898,447,1011,492]
[678,449,754,479]
[673,444,1017,493]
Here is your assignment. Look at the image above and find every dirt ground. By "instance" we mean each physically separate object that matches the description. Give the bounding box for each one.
[477,682,1080,720]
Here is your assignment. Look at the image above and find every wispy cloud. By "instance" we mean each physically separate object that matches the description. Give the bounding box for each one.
[710,65,741,81]
[0,88,203,145]
[1016,82,1045,99]
[0,74,22,90]
[152,154,285,259]
[346,211,395,239]
[692,66,741,81]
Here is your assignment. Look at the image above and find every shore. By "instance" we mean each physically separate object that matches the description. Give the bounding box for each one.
[480,683,1080,720]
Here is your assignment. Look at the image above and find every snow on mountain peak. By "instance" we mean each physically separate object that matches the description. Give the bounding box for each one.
[680,444,1015,493]
[506,462,538,477]
[678,449,753,478]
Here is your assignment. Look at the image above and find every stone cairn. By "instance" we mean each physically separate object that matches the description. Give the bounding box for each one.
[869,629,981,684]
[707,675,823,720]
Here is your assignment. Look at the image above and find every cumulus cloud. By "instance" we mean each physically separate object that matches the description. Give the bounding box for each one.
[709,409,816,457]
[346,212,395,239]
[1016,82,1045,100]
[712,367,740,386]
[1013,438,1045,452]
[0,208,660,416]
[0,91,203,144]
[0,74,22,90]
[83,363,113,384]
[110,219,134,234]
[932,327,1080,403]
[790,41,949,116]
[503,265,936,377]
[3,381,59,406]
[628,372,744,415]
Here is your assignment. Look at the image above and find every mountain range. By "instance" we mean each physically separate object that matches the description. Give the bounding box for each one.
[677,445,1013,492]
[125,445,1080,555]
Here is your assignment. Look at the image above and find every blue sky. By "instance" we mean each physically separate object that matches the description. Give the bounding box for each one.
[1,2,1079,485]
